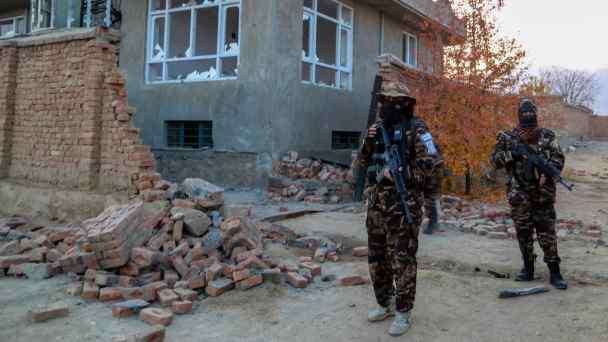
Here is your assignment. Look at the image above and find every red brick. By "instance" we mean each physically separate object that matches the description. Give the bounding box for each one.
[299,256,313,263]
[206,262,224,283]
[99,287,123,302]
[339,275,370,286]
[172,199,195,209]
[112,306,135,318]
[171,300,193,315]
[28,302,69,322]
[327,253,339,262]
[206,278,234,297]
[352,246,369,257]
[170,256,190,278]
[235,256,269,271]
[118,276,136,287]
[173,220,184,242]
[188,275,206,290]
[131,248,158,268]
[232,269,251,282]
[82,281,99,300]
[120,262,140,276]
[237,275,264,290]
[286,272,308,288]
[174,288,198,302]
[140,308,173,326]
[120,287,144,300]
[299,262,322,277]
[158,289,179,307]
[163,270,179,288]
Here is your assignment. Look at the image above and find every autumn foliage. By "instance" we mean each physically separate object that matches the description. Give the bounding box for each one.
[411,0,527,179]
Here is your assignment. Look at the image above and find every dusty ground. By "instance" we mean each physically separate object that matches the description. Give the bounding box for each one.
[1,142,607,342]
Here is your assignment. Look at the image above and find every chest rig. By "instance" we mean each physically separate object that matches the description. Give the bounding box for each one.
[367,118,416,185]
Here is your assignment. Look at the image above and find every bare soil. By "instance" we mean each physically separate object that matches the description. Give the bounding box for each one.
[1,143,607,342]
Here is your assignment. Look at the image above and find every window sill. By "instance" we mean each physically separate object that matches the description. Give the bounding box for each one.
[301,81,351,92]
[147,77,238,85]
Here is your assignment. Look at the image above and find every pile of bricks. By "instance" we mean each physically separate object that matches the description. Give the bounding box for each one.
[268,151,354,203]
[440,195,604,242]
[1,176,356,330]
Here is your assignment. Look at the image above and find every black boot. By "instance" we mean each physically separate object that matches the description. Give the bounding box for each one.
[515,252,534,281]
[423,205,439,235]
[548,262,568,290]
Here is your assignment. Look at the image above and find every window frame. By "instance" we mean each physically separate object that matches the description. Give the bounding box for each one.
[302,0,354,91]
[402,31,418,69]
[331,130,361,150]
[165,120,214,149]
[0,16,26,38]
[146,0,242,84]
[31,0,55,33]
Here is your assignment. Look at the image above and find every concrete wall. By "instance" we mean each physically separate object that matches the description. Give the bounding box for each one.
[117,0,445,183]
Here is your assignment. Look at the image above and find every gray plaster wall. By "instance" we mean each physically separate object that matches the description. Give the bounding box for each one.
[119,0,275,153]
[116,0,441,184]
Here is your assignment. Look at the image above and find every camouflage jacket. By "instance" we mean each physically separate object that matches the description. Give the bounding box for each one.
[354,116,438,194]
[491,128,565,203]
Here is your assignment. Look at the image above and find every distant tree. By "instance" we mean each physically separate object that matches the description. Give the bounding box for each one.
[539,67,600,108]
[519,75,551,97]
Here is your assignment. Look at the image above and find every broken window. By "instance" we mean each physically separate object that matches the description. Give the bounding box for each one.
[31,0,54,32]
[147,0,241,84]
[166,121,214,149]
[332,131,361,150]
[0,16,26,38]
[302,0,353,90]
[403,32,418,68]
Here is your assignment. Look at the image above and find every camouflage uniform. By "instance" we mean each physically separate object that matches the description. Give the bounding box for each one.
[491,128,565,265]
[423,146,444,231]
[355,116,436,313]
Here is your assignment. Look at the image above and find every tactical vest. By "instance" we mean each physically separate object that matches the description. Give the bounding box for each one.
[366,117,417,187]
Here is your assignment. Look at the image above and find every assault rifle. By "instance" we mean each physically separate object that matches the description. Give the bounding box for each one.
[500,132,574,192]
[378,121,414,225]
[353,75,383,201]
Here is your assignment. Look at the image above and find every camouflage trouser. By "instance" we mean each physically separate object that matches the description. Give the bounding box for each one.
[365,185,423,313]
[509,190,560,264]
[423,164,443,218]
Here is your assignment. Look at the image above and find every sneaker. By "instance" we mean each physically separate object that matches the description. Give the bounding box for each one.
[388,311,411,337]
[367,306,394,322]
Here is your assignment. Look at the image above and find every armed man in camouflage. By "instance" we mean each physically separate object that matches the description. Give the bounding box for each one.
[354,87,440,336]
[422,142,444,235]
[491,98,568,290]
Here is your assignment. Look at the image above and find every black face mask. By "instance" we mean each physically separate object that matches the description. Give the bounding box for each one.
[382,102,413,125]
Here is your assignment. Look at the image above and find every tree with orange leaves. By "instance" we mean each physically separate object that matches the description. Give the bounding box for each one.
[411,0,527,190]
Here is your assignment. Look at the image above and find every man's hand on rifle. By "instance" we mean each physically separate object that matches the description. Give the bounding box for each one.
[367,124,378,139]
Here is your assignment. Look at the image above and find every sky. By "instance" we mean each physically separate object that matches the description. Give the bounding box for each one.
[496,0,608,71]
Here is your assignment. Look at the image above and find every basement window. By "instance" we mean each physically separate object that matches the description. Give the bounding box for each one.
[302,0,353,90]
[403,31,418,68]
[166,121,214,149]
[31,0,55,32]
[147,0,241,84]
[0,16,26,38]
[332,131,361,150]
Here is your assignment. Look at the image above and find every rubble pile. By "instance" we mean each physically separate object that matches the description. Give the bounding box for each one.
[269,151,354,203]
[440,195,604,241]
[0,177,351,329]
[569,167,608,180]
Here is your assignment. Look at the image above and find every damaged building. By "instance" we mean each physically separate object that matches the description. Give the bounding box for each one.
[0,0,462,188]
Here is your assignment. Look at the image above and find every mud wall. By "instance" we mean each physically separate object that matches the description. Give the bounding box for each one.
[0,28,155,194]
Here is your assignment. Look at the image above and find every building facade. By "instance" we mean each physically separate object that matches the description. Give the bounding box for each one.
[0,0,462,185]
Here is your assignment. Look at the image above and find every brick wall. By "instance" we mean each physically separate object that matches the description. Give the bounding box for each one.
[0,28,155,194]
[537,96,593,138]
[590,116,608,139]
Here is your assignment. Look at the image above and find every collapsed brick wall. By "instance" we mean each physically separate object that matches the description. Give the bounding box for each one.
[0,28,155,194]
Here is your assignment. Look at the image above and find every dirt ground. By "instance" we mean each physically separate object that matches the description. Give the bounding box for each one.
[1,142,607,342]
